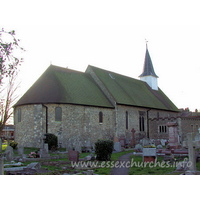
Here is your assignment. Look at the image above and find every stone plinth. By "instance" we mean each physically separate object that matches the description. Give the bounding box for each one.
[167,122,181,149]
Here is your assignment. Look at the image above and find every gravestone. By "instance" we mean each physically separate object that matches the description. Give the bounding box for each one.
[119,138,126,147]
[0,154,4,175]
[66,141,73,151]
[167,122,180,149]
[114,142,122,152]
[44,143,49,154]
[186,133,196,174]
[160,139,167,146]
[39,148,50,158]
[0,138,2,153]
[155,140,161,146]
[5,145,14,162]
[142,138,150,147]
[17,146,24,156]
[75,141,82,153]
[135,144,143,152]
[68,150,79,162]
[143,148,157,163]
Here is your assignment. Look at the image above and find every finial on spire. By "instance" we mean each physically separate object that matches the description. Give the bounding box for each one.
[145,39,148,49]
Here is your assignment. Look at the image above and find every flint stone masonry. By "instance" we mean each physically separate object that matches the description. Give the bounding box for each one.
[14,103,180,148]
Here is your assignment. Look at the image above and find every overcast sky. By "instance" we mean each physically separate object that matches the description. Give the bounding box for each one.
[1,0,200,111]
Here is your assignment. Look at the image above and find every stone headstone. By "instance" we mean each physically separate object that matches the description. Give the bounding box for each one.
[142,138,150,147]
[135,144,143,152]
[44,143,49,154]
[195,133,200,142]
[75,142,82,153]
[119,138,126,147]
[143,147,157,162]
[160,139,167,146]
[68,150,79,162]
[176,160,190,171]
[114,142,122,152]
[156,144,163,149]
[187,133,196,173]
[155,140,161,146]
[5,145,14,162]
[39,148,50,158]
[0,155,4,175]
[66,142,73,151]
[167,122,180,149]
[0,138,2,153]
[17,146,24,156]
[26,162,41,170]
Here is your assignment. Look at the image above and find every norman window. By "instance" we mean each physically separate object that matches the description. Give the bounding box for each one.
[18,108,21,122]
[126,111,128,130]
[99,112,103,124]
[55,107,62,121]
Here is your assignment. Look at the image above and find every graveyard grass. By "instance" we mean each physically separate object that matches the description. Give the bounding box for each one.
[2,147,200,175]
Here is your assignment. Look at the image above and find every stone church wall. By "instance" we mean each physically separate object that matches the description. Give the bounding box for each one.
[14,104,115,148]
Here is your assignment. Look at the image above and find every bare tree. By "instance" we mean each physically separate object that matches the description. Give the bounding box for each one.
[0,73,19,133]
[0,28,24,133]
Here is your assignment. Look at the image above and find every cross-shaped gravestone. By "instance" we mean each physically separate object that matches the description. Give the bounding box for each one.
[186,132,200,174]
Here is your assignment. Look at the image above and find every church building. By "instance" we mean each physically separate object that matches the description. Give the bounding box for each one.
[14,47,179,148]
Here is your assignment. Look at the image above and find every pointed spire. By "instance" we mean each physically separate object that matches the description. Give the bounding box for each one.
[139,44,158,78]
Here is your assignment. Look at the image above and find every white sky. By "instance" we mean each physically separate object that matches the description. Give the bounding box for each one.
[1,0,200,111]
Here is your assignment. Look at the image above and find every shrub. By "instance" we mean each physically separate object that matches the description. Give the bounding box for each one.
[44,133,58,150]
[9,141,18,149]
[95,139,114,161]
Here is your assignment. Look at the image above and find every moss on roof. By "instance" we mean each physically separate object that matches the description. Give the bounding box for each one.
[15,64,179,112]
[88,65,179,112]
[14,65,114,108]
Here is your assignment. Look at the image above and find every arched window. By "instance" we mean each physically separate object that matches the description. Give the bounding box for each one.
[126,111,128,130]
[18,108,21,122]
[139,116,145,132]
[55,107,62,121]
[99,111,103,124]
